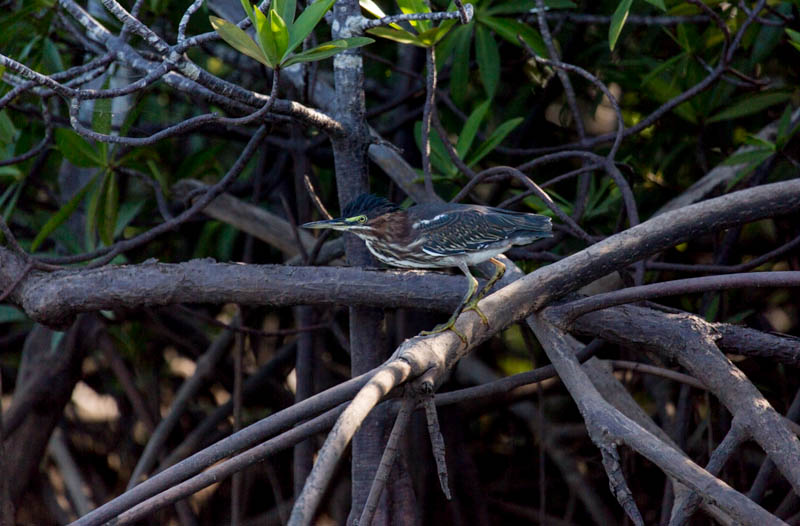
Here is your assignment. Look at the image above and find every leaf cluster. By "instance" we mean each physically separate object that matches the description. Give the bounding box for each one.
[211,0,374,69]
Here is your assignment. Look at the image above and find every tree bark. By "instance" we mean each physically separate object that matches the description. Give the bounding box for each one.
[330,0,392,521]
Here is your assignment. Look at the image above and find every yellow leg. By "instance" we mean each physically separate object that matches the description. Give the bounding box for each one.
[474,258,506,302]
[420,265,478,344]
[463,258,505,325]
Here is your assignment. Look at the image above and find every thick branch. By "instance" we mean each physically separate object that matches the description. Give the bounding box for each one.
[0,248,465,327]
[528,315,783,525]
[385,180,800,383]
[558,303,800,494]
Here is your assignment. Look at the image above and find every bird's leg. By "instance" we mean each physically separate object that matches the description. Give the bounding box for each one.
[420,268,478,344]
[474,258,506,302]
[462,258,505,326]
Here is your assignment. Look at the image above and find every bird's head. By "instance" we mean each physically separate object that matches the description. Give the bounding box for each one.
[301,194,401,237]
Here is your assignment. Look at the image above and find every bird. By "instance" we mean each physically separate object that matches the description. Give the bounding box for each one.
[302,194,552,343]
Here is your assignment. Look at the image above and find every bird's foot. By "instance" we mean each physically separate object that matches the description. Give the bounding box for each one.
[420,318,467,345]
[463,300,490,327]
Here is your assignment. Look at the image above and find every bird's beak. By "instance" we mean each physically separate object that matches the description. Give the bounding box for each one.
[301,218,349,230]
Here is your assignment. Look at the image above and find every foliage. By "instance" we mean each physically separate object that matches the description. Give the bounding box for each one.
[211,0,374,68]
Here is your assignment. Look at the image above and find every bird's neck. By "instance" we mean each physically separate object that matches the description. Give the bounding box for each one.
[366,210,411,243]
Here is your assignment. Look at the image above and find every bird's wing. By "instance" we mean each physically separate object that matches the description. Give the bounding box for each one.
[417,208,550,256]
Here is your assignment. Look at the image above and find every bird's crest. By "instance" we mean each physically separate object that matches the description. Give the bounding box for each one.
[341,194,400,219]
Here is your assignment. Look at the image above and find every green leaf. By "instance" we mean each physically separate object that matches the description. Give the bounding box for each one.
[436,18,458,40]
[270,9,290,63]
[114,200,146,238]
[707,92,792,123]
[776,104,793,142]
[775,105,800,149]
[240,0,256,24]
[288,0,337,55]
[725,309,755,324]
[0,110,17,144]
[210,15,271,67]
[721,148,773,166]
[273,0,296,28]
[743,135,775,150]
[642,76,697,123]
[479,16,547,56]
[2,183,23,221]
[643,0,666,11]
[254,7,281,67]
[704,293,720,321]
[0,166,22,181]
[282,37,374,66]
[475,24,500,99]
[101,171,118,245]
[118,101,142,137]
[414,121,457,177]
[55,128,103,167]
[360,0,405,31]
[430,128,457,177]
[367,27,424,46]
[457,99,490,158]
[92,86,112,139]
[0,183,18,212]
[724,155,772,191]
[466,117,523,166]
[609,0,633,51]
[418,27,446,47]
[41,38,64,74]
[435,26,460,70]
[675,21,692,52]
[31,173,99,252]
[450,23,473,106]
[750,5,791,62]
[86,170,106,248]
[147,160,170,197]
[641,52,684,86]
[92,78,112,161]
[397,0,432,32]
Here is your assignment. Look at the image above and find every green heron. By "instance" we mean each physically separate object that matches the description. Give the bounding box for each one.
[302,194,552,342]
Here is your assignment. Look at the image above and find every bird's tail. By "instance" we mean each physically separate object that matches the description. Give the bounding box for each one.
[515,214,553,236]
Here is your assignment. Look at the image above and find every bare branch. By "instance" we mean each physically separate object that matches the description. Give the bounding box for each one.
[528,315,783,525]
[289,360,413,525]
[358,395,414,525]
[550,271,800,324]
[423,396,451,500]
[360,7,472,30]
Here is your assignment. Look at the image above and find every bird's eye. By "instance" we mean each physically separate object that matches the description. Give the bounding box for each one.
[357,215,367,224]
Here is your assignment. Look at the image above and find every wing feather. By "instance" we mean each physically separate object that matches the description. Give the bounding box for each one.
[417,208,551,255]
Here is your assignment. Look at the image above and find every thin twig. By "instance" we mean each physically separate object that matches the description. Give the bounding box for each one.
[421,46,437,196]
[534,0,585,141]
[551,271,800,325]
[231,307,245,526]
[423,396,451,500]
[303,174,333,220]
[35,121,270,268]
[608,360,704,390]
[646,233,800,274]
[358,395,415,525]
[360,6,472,30]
